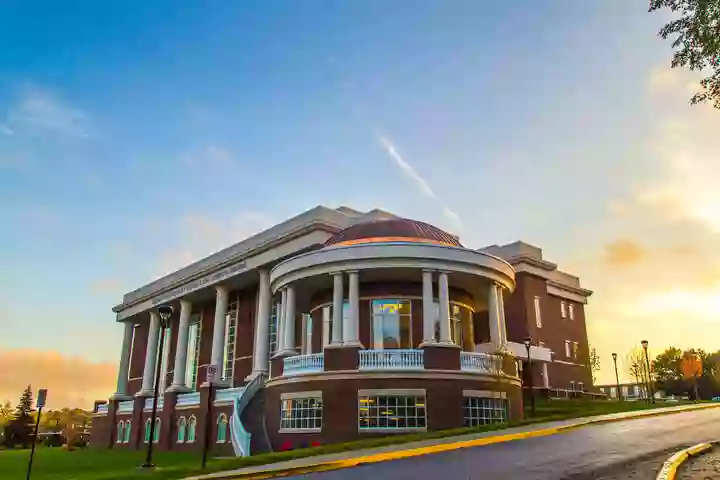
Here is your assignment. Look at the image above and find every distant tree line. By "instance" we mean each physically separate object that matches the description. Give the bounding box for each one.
[0,386,92,449]
[622,347,720,400]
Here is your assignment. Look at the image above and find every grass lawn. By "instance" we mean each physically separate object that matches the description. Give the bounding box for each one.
[0,399,705,480]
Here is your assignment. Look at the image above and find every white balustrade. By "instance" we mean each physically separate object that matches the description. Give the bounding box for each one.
[359,349,424,370]
[176,391,201,407]
[117,401,134,413]
[460,352,503,374]
[283,353,324,376]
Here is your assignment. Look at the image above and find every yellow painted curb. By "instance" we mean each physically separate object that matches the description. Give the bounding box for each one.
[656,442,713,480]
[200,403,720,480]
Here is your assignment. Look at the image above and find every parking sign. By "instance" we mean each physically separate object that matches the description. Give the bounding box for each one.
[36,389,47,409]
[207,365,218,385]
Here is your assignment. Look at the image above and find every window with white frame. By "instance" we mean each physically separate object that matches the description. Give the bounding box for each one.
[123,421,131,443]
[560,301,567,318]
[432,302,469,346]
[571,341,579,360]
[157,327,172,393]
[187,416,197,443]
[610,387,617,398]
[153,418,161,443]
[371,299,412,349]
[116,421,124,443]
[185,313,202,390]
[301,314,313,354]
[144,419,151,443]
[216,414,228,443]
[534,296,542,328]
[565,340,573,358]
[177,417,186,443]
[463,395,508,426]
[358,390,426,431]
[128,324,139,381]
[268,303,279,359]
[222,298,238,384]
[570,381,576,392]
[280,392,323,431]
[568,304,575,320]
[578,382,584,392]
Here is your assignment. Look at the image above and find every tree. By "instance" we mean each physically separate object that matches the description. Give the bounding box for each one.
[4,386,35,448]
[652,346,683,383]
[0,401,12,426]
[649,0,720,109]
[586,345,601,384]
[625,347,652,398]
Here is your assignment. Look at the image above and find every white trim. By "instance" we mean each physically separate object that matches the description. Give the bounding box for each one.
[280,390,323,400]
[270,243,515,294]
[358,388,426,396]
[279,427,321,434]
[554,359,585,367]
[462,390,507,399]
[267,369,522,387]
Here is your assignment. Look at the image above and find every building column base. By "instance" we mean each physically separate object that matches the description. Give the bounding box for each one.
[421,343,461,370]
[342,340,364,348]
[109,392,132,401]
[134,390,156,398]
[166,384,192,394]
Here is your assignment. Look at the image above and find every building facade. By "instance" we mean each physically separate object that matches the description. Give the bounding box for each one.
[91,206,593,456]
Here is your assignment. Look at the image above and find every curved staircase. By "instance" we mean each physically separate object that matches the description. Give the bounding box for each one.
[230,373,266,457]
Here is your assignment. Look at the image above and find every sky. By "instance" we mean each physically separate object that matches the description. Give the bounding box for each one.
[1,0,718,408]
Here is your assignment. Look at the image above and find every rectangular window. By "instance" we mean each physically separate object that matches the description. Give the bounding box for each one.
[185,314,202,390]
[268,303,279,360]
[610,387,617,398]
[560,301,567,318]
[572,342,579,360]
[578,382,584,392]
[156,327,172,393]
[301,314,313,355]
[371,299,412,349]
[358,390,426,431]
[280,393,323,431]
[565,340,571,358]
[463,396,508,426]
[568,304,575,320]
[534,297,542,328]
[222,298,238,385]
[570,381,576,392]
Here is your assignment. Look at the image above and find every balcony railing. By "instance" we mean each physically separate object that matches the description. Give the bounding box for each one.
[283,353,324,376]
[460,352,503,374]
[359,349,424,370]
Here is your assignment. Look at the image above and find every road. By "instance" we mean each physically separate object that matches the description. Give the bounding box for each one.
[291,407,720,480]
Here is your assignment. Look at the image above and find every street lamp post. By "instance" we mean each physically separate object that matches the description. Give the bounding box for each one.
[641,340,655,404]
[523,336,535,416]
[141,305,173,469]
[612,353,622,401]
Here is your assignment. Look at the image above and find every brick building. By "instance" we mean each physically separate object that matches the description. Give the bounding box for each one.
[91,205,593,456]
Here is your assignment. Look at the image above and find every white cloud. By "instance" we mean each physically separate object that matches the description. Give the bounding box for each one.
[377,134,462,228]
[3,86,90,138]
[154,211,275,277]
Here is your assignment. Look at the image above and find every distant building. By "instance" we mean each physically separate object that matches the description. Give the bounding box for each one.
[91,205,595,456]
[596,382,648,401]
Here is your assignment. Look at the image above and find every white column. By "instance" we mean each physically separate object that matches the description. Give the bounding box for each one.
[331,272,344,345]
[497,285,508,346]
[209,286,230,375]
[542,362,550,389]
[111,321,134,399]
[274,288,287,354]
[345,270,361,346]
[421,269,435,345]
[281,284,296,355]
[138,311,160,396]
[168,300,192,392]
[437,272,452,344]
[251,269,272,375]
[488,283,502,349]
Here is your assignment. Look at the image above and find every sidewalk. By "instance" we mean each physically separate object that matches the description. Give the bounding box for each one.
[185,403,720,480]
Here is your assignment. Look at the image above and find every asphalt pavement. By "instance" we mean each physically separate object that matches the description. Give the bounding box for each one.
[289,407,720,480]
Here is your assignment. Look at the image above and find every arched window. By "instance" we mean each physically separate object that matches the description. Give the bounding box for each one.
[123,421,132,444]
[187,416,197,443]
[177,417,187,443]
[116,421,124,443]
[216,414,228,443]
[144,419,151,443]
[153,418,161,444]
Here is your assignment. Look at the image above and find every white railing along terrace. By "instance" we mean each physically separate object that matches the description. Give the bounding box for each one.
[460,352,503,374]
[176,391,201,407]
[359,349,424,370]
[283,353,324,376]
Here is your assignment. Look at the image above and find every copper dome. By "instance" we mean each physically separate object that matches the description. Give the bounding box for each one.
[324,218,462,248]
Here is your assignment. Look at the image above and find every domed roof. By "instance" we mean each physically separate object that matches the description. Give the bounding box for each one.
[324,218,463,248]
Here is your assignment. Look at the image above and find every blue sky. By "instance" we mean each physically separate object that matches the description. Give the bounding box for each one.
[2,1,719,407]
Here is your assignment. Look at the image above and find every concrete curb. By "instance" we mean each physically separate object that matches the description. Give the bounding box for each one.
[655,442,714,480]
[188,403,720,480]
